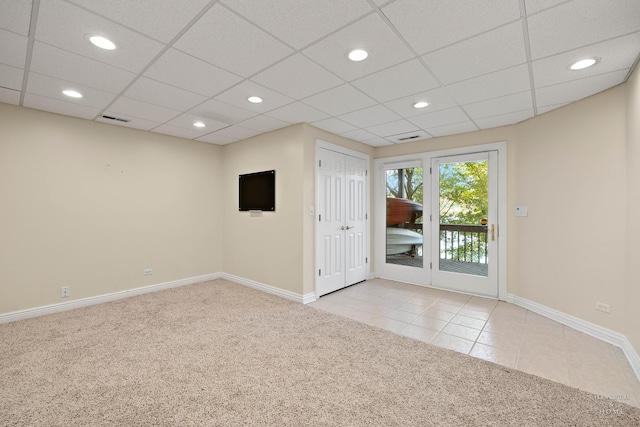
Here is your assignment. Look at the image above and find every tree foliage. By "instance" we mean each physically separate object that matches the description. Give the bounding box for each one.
[439,161,487,225]
[386,167,423,203]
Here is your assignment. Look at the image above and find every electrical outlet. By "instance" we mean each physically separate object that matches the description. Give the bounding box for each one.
[143,269,152,276]
[596,301,611,313]
[60,286,70,298]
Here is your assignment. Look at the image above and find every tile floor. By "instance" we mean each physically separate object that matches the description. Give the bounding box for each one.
[309,278,640,409]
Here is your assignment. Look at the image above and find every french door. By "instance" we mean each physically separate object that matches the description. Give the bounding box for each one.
[317,147,368,296]
[431,152,498,297]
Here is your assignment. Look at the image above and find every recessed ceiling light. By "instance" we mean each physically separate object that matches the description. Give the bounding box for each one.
[193,121,206,128]
[248,96,263,104]
[413,101,429,109]
[62,89,83,98]
[89,35,116,50]
[569,58,598,70]
[347,49,368,62]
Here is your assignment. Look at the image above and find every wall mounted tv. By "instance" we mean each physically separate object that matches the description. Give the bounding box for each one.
[239,170,275,212]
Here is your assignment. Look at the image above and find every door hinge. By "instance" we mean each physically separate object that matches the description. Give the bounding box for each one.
[430,214,432,222]
[319,160,321,167]
[366,257,368,263]
[319,214,321,222]
[365,213,368,220]
[319,269,321,277]
[366,170,368,176]
[430,167,432,174]
[430,262,432,270]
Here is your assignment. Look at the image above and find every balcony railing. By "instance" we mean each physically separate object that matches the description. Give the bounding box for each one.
[439,224,488,264]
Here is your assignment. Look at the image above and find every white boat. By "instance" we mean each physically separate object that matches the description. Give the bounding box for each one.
[386,228,423,255]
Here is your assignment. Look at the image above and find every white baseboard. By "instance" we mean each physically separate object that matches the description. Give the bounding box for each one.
[508,294,640,383]
[221,273,313,304]
[0,272,223,324]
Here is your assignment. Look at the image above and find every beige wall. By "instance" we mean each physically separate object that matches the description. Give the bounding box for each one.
[221,124,306,294]
[625,65,640,353]
[0,104,223,313]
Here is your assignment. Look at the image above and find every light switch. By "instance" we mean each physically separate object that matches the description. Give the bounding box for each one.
[515,206,528,217]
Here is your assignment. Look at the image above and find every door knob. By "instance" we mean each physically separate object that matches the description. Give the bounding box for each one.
[346,225,353,230]
[340,226,346,231]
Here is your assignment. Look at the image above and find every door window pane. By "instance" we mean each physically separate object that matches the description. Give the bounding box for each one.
[439,160,488,276]
[386,167,423,268]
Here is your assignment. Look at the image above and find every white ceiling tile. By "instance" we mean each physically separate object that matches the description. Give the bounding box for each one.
[363,138,396,147]
[381,0,521,54]
[463,91,533,120]
[532,32,640,88]
[0,0,32,35]
[67,0,210,43]
[365,119,419,138]
[409,107,470,129]
[30,42,136,94]
[213,125,261,140]
[537,102,569,115]
[36,0,164,73]
[0,87,21,105]
[189,99,257,125]
[108,97,180,123]
[446,64,531,105]
[475,109,534,129]
[152,124,209,140]
[26,72,117,109]
[535,70,628,107]
[527,0,640,60]
[310,118,357,135]
[423,22,527,85]
[0,63,24,90]
[174,5,293,77]
[222,0,372,50]
[351,59,439,102]
[428,121,479,137]
[97,111,161,130]
[215,80,294,113]
[196,133,238,145]
[384,88,459,117]
[23,93,102,120]
[251,54,343,99]
[524,0,567,14]
[340,128,379,142]
[124,77,207,111]
[265,102,329,124]
[339,105,401,128]
[0,29,27,68]
[165,113,229,133]
[302,84,376,116]
[237,115,290,132]
[144,49,242,97]
[301,13,414,81]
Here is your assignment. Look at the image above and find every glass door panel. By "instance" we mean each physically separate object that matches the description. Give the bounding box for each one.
[385,166,423,269]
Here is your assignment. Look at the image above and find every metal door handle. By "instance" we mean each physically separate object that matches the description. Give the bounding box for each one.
[340,226,346,231]
[346,225,353,230]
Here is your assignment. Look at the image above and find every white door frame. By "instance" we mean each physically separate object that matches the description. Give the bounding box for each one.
[315,140,371,297]
[374,141,507,300]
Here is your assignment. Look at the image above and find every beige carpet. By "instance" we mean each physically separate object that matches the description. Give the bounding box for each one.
[1,279,638,426]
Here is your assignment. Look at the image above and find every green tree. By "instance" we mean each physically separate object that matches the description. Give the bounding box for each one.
[439,161,487,225]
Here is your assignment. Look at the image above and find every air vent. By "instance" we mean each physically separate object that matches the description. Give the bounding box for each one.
[101,115,130,123]
[386,130,430,144]
[397,134,420,141]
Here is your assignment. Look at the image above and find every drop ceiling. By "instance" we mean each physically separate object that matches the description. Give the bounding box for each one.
[1,0,639,147]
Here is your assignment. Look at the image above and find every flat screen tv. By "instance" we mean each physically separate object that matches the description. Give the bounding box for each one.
[239,170,275,211]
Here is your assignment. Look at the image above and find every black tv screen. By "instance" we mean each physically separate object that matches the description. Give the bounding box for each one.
[239,170,275,211]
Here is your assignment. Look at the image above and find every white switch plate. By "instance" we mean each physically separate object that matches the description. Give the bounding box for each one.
[515,206,528,217]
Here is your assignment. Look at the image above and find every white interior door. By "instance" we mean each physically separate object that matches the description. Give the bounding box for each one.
[317,148,367,296]
[431,151,498,297]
